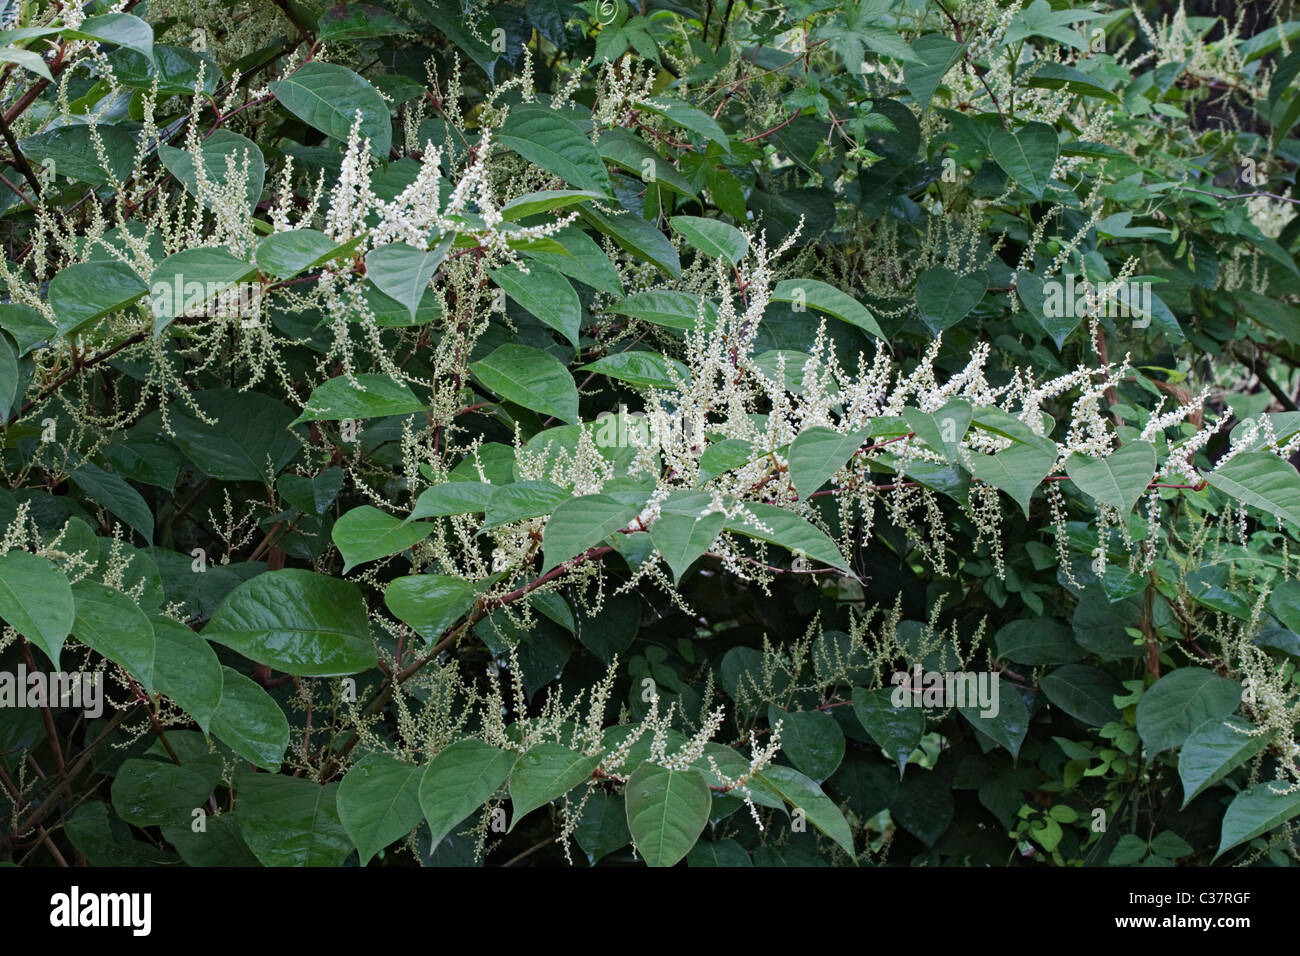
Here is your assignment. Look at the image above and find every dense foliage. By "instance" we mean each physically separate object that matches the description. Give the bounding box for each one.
[2,0,1300,868]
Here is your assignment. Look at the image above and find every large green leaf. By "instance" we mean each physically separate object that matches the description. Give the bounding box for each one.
[607,290,717,331]
[768,705,845,782]
[1040,664,1123,727]
[724,502,850,573]
[1067,441,1156,515]
[966,441,1058,516]
[68,462,153,540]
[48,261,148,336]
[337,754,426,864]
[470,344,579,424]
[508,743,599,828]
[1136,667,1242,756]
[1206,451,1300,531]
[788,426,868,500]
[1216,782,1300,858]
[851,687,924,775]
[71,582,156,692]
[418,739,516,847]
[914,266,987,334]
[147,247,258,336]
[211,667,290,771]
[756,764,856,860]
[168,388,300,483]
[152,616,223,732]
[270,62,391,156]
[236,771,352,866]
[989,121,1058,199]
[383,574,479,641]
[293,374,426,424]
[365,238,453,322]
[0,550,74,667]
[112,756,222,828]
[203,569,377,676]
[624,762,712,867]
[771,279,885,340]
[903,400,973,462]
[489,260,581,348]
[498,105,611,194]
[669,216,748,264]
[542,494,642,571]
[331,506,430,573]
[1179,716,1270,808]
[650,490,725,583]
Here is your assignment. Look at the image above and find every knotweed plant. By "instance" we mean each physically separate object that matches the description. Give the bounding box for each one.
[0,0,1297,870]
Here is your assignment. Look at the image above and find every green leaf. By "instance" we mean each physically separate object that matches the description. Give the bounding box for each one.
[788,426,868,499]
[489,260,581,348]
[914,266,987,334]
[365,238,453,322]
[966,441,1058,517]
[67,13,154,61]
[407,481,493,520]
[203,569,377,676]
[1216,781,1300,858]
[0,303,54,355]
[112,757,221,828]
[650,490,725,583]
[293,373,426,424]
[236,771,352,866]
[578,206,680,278]
[48,261,148,336]
[1040,664,1123,727]
[624,762,712,867]
[756,764,856,860]
[596,128,697,197]
[724,501,850,573]
[905,34,965,111]
[574,791,631,863]
[337,754,426,864]
[669,215,748,264]
[0,550,74,667]
[771,279,885,340]
[331,506,430,573]
[21,124,138,186]
[959,684,1030,758]
[211,667,290,771]
[508,743,599,828]
[159,129,265,213]
[1067,441,1156,515]
[989,121,1058,200]
[71,582,156,693]
[483,481,571,530]
[384,574,479,641]
[1179,716,1269,808]
[903,400,973,462]
[500,189,606,220]
[498,105,611,195]
[607,290,717,331]
[994,619,1083,665]
[255,229,356,280]
[147,247,258,336]
[269,62,391,157]
[68,462,153,540]
[1136,668,1242,756]
[418,739,516,847]
[151,616,223,732]
[1206,452,1300,531]
[542,494,642,571]
[635,97,731,153]
[769,705,845,782]
[852,687,924,775]
[470,344,579,424]
[580,351,689,389]
[0,45,51,81]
